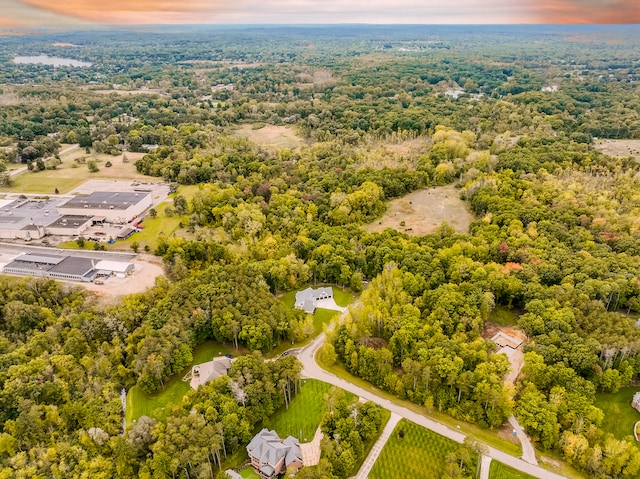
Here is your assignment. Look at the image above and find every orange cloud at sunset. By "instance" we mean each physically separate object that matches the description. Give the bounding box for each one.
[18,0,216,23]
[531,0,640,23]
[11,0,640,25]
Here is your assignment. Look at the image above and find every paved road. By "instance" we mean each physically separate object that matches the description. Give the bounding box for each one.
[298,334,568,479]
[510,415,538,465]
[355,412,401,479]
[9,144,79,179]
[480,455,492,479]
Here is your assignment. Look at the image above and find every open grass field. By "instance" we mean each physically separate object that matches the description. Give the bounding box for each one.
[2,148,150,194]
[267,379,334,442]
[489,306,520,326]
[594,387,640,442]
[233,124,305,150]
[489,461,536,479]
[126,341,241,424]
[594,139,640,160]
[362,184,475,237]
[369,419,461,479]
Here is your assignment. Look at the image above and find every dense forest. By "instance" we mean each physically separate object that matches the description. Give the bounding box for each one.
[1,25,640,478]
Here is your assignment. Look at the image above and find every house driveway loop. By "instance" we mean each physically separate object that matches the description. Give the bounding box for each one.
[314,297,346,312]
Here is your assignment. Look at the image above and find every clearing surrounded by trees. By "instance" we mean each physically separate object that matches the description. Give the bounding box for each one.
[233,125,305,149]
[362,184,475,236]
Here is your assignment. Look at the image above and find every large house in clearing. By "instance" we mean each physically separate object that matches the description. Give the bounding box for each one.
[294,286,333,314]
[247,429,303,479]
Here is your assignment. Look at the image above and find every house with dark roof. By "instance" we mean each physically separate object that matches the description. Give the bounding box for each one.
[247,429,303,478]
[294,287,333,314]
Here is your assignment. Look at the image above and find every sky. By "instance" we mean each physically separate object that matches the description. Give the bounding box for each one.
[1,0,639,29]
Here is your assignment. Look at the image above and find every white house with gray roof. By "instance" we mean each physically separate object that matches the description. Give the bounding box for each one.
[294,287,333,314]
[247,428,303,478]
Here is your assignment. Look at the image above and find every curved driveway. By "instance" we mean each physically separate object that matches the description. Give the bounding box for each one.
[298,334,568,479]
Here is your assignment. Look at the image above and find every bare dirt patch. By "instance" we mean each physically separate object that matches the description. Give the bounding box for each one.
[363,185,475,236]
[233,125,305,150]
[594,139,640,160]
[497,423,520,445]
[70,256,164,303]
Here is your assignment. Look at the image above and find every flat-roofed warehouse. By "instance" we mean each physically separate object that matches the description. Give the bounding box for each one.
[44,215,94,236]
[3,253,134,282]
[59,191,152,223]
[0,198,69,240]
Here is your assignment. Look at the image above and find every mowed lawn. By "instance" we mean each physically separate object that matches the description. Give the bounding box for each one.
[369,419,460,479]
[3,148,150,194]
[267,379,334,442]
[270,286,355,356]
[594,387,640,442]
[280,285,355,309]
[126,341,241,424]
[489,461,536,479]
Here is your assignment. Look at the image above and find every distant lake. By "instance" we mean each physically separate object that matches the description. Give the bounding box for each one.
[13,55,92,67]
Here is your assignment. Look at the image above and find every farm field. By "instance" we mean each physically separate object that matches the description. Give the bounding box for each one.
[594,387,640,443]
[369,419,461,479]
[489,461,536,479]
[362,184,475,237]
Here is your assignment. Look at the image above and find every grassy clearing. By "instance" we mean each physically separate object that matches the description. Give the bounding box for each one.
[489,306,520,326]
[594,387,640,442]
[315,345,522,457]
[116,202,187,251]
[126,341,241,424]
[127,379,190,424]
[270,285,355,357]
[2,148,149,194]
[266,379,333,442]
[280,285,355,309]
[489,461,535,479]
[362,185,475,237]
[370,419,461,479]
[233,124,304,150]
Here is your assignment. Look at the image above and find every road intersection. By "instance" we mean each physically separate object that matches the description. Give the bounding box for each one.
[297,333,568,479]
